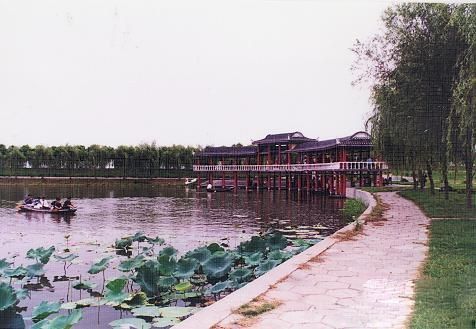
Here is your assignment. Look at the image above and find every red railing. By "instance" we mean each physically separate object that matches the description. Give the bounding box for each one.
[193,162,388,172]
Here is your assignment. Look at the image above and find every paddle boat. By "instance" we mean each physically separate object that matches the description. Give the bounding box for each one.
[184,178,198,186]
[18,205,77,214]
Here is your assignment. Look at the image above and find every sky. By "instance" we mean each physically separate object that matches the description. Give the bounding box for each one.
[0,0,394,147]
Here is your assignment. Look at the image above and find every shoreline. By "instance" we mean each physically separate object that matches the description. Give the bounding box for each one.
[0,176,184,185]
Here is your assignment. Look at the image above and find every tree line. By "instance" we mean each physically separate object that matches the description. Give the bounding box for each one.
[353,3,475,207]
[0,143,200,178]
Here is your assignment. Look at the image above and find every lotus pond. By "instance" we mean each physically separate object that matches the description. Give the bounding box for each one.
[0,183,347,328]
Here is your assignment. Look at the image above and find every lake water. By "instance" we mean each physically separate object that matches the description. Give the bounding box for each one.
[0,182,347,328]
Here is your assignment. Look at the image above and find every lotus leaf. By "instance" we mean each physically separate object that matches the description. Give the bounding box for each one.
[26,263,45,277]
[118,255,145,272]
[254,259,280,277]
[75,298,106,307]
[268,250,292,261]
[132,232,147,243]
[115,237,133,250]
[158,276,177,289]
[2,266,27,278]
[104,278,129,305]
[174,258,198,279]
[0,258,11,273]
[120,292,148,309]
[26,246,55,264]
[206,243,224,254]
[72,280,96,290]
[30,309,82,329]
[159,246,177,258]
[184,291,202,299]
[87,256,112,274]
[158,255,176,276]
[135,260,160,296]
[152,317,180,328]
[229,268,253,283]
[266,233,288,250]
[31,301,61,322]
[185,247,212,265]
[158,306,196,318]
[243,252,263,266]
[207,280,231,295]
[291,238,311,247]
[53,254,78,263]
[109,318,151,329]
[238,236,266,254]
[145,236,165,245]
[60,302,77,310]
[132,305,163,318]
[202,253,233,279]
[14,288,28,300]
[174,281,192,292]
[0,282,17,311]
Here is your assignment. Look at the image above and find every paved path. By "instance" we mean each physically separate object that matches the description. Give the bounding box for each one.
[218,192,429,329]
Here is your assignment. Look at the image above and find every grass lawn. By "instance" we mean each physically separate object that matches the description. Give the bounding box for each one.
[399,189,476,219]
[398,190,476,328]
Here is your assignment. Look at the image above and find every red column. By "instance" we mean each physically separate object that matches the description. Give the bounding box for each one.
[330,174,334,195]
[234,172,238,191]
[278,175,282,190]
[341,174,347,197]
[336,175,340,195]
[306,173,310,192]
[297,174,302,191]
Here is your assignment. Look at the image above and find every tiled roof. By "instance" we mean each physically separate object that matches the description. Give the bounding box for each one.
[252,132,314,145]
[289,131,372,152]
[198,146,257,157]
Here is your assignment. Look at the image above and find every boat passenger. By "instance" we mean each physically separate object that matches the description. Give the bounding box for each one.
[51,197,62,210]
[34,196,50,209]
[62,197,75,209]
[23,194,33,205]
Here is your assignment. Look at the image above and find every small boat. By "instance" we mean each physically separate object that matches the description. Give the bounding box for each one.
[184,178,198,186]
[207,186,235,193]
[18,205,77,214]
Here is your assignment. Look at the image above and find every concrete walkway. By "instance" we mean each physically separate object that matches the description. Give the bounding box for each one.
[217,192,429,329]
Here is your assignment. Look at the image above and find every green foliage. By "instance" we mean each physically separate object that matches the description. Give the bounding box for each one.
[238,236,266,255]
[31,301,61,322]
[31,309,82,329]
[266,233,288,250]
[185,247,212,265]
[254,260,280,277]
[342,199,367,221]
[25,263,45,277]
[109,318,151,329]
[104,278,129,305]
[135,260,161,296]
[174,258,199,280]
[0,282,18,311]
[229,268,252,283]
[206,243,224,254]
[87,256,112,275]
[118,255,145,272]
[202,252,233,279]
[114,237,133,250]
[26,246,55,264]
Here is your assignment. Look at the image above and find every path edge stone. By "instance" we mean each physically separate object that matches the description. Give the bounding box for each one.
[172,188,376,329]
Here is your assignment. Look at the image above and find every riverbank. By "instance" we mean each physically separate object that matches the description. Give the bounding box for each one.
[175,191,429,329]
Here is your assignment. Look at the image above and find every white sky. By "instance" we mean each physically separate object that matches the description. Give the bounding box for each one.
[0,0,393,147]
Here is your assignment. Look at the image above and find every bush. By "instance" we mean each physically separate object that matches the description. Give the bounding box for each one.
[342,199,366,221]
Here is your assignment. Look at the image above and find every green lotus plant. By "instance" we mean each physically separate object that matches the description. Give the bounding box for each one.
[30,309,82,329]
[174,258,198,280]
[26,246,55,264]
[104,277,130,306]
[31,301,61,322]
[109,318,151,329]
[202,252,233,279]
[0,282,18,311]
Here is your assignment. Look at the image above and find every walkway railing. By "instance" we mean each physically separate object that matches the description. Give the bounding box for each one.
[193,162,388,172]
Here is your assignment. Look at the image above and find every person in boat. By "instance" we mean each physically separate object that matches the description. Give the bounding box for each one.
[34,196,50,210]
[23,194,33,205]
[62,197,76,209]
[51,197,62,211]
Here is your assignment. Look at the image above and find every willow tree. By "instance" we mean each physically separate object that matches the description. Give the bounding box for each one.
[353,3,470,197]
[448,4,475,208]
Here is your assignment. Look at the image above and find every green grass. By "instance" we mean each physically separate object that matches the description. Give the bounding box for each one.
[361,186,409,193]
[399,190,476,219]
[398,190,476,328]
[342,198,367,221]
[410,220,476,329]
